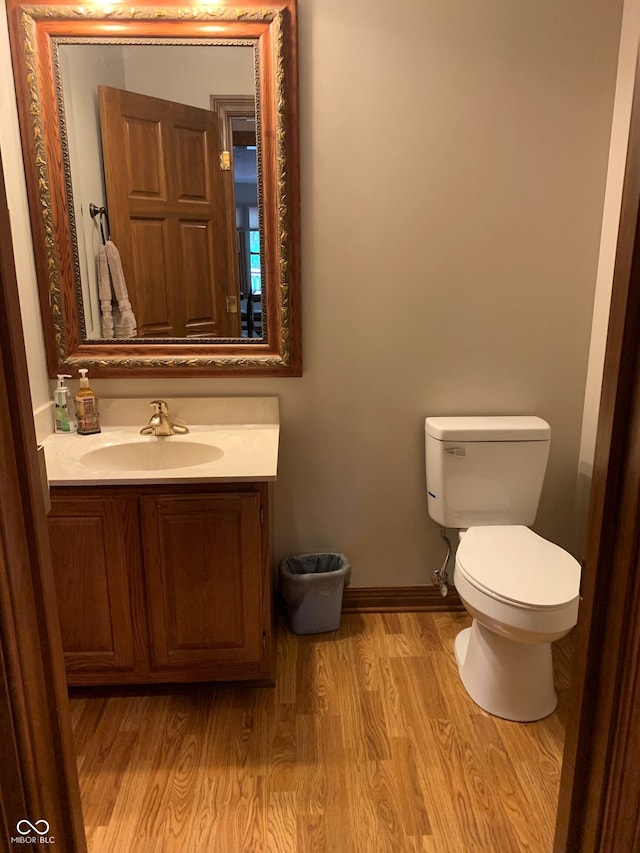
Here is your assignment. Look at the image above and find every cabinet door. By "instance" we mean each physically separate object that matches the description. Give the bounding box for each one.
[47,494,141,681]
[140,492,265,679]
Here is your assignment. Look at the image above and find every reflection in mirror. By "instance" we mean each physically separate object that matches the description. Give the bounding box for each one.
[211,95,263,339]
[6,0,300,377]
[58,43,260,342]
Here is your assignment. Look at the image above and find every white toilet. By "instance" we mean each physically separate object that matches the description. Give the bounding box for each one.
[425,415,581,722]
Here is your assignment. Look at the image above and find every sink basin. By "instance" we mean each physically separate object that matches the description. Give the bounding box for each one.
[41,397,280,485]
[79,440,224,472]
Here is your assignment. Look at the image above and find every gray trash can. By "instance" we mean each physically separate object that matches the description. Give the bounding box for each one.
[280,552,351,634]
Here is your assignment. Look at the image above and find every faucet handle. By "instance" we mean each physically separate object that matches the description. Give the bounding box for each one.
[149,400,168,414]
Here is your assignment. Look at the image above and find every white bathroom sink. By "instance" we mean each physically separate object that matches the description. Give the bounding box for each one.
[78,440,224,472]
[40,397,280,485]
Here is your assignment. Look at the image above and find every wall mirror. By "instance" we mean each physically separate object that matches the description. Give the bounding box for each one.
[7,0,300,377]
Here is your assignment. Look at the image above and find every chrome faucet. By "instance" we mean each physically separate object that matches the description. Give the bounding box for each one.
[140,400,189,436]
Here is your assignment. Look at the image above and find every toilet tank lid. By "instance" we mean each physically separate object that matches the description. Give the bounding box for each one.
[425,416,550,441]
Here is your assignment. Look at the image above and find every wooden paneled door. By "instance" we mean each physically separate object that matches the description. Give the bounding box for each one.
[99,86,240,338]
[140,491,266,680]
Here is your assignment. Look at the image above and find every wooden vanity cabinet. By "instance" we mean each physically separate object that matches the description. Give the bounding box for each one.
[140,491,267,680]
[47,482,273,687]
[46,492,143,679]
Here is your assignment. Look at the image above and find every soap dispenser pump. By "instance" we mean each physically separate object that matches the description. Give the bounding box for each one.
[54,374,75,433]
[75,368,101,435]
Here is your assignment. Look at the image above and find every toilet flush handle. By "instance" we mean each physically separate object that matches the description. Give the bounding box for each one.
[444,447,466,457]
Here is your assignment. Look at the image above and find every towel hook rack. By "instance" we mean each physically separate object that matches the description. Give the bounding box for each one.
[89,202,110,244]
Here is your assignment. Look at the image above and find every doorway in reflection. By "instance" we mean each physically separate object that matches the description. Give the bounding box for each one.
[232,123,263,338]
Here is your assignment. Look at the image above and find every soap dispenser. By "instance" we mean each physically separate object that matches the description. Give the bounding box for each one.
[54,374,75,433]
[75,368,101,435]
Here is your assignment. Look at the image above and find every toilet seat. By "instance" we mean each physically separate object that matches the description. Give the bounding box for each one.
[456,525,580,609]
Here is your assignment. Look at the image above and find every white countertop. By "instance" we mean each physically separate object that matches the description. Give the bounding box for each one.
[40,397,280,486]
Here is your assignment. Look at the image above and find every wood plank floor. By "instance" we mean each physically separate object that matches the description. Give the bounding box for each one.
[69,612,574,852]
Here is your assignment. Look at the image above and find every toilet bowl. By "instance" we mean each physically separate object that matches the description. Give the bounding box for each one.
[453,525,580,721]
[424,415,582,722]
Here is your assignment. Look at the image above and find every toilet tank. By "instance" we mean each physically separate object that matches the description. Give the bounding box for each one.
[425,416,551,528]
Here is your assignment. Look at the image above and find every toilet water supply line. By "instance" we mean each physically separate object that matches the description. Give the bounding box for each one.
[432,527,452,596]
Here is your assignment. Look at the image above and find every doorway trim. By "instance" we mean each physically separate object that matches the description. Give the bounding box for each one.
[0,150,86,849]
[553,42,640,853]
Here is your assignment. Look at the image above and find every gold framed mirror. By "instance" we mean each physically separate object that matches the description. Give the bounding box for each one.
[7,0,301,377]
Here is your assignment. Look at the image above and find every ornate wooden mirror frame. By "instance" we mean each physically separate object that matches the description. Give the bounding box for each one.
[6,0,301,377]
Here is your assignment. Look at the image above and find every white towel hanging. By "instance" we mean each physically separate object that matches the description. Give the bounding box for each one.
[97,239,137,338]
